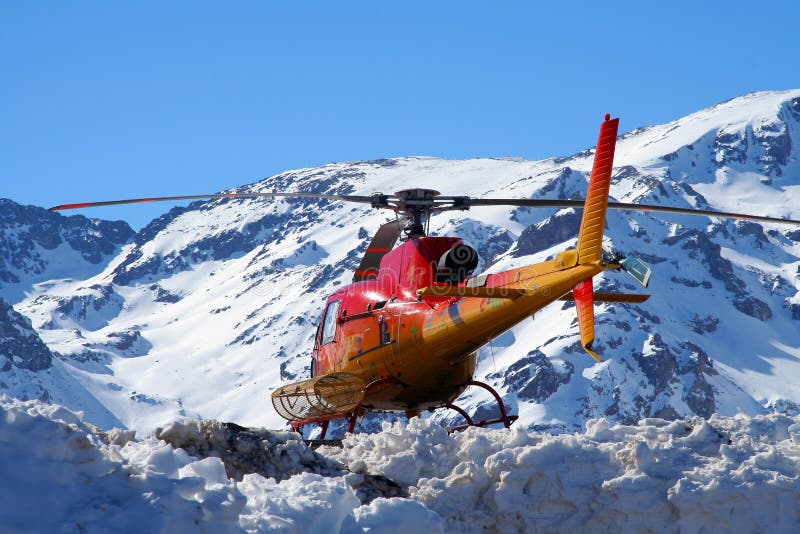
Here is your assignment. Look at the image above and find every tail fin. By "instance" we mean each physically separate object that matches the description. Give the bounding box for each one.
[573,278,602,361]
[573,115,619,361]
[577,115,619,265]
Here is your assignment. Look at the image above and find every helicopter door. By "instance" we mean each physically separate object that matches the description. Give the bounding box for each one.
[315,300,341,373]
[311,321,323,377]
[321,300,341,345]
[373,302,400,374]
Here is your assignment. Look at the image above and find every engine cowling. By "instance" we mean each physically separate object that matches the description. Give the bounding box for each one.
[436,244,479,283]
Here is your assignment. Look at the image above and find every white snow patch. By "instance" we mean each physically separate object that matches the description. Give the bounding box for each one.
[2,398,800,532]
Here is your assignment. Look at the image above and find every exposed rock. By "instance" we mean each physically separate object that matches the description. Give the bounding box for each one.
[633,334,677,396]
[689,315,720,334]
[0,199,132,299]
[790,302,800,321]
[786,229,800,242]
[156,420,404,504]
[149,284,182,304]
[652,406,681,420]
[682,343,717,417]
[106,330,152,356]
[734,296,772,321]
[735,221,770,248]
[0,297,53,372]
[535,167,584,199]
[667,230,745,294]
[714,130,748,165]
[672,277,713,289]
[754,118,792,176]
[515,209,581,256]
[490,349,573,402]
[53,284,125,330]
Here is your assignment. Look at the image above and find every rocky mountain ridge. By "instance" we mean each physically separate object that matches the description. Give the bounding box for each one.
[3,89,800,432]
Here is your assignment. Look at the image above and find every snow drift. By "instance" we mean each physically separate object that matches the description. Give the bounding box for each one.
[2,396,798,533]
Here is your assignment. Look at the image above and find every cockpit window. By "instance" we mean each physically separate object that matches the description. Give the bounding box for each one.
[321,300,341,345]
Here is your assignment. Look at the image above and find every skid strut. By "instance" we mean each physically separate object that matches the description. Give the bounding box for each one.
[291,378,518,438]
[447,380,518,433]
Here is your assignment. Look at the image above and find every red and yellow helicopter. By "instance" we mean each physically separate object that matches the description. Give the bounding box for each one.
[51,115,800,438]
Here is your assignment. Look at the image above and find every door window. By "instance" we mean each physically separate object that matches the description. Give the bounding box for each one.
[321,300,341,345]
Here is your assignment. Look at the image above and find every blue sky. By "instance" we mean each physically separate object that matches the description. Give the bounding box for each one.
[2,1,799,229]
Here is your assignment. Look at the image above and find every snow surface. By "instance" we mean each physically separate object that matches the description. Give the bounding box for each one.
[2,396,799,533]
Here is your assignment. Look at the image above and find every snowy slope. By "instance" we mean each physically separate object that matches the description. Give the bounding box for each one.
[0,202,135,424]
[5,89,800,434]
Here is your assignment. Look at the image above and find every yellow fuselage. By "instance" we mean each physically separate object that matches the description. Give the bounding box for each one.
[312,238,602,412]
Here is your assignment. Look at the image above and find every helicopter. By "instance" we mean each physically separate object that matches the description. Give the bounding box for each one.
[51,114,800,438]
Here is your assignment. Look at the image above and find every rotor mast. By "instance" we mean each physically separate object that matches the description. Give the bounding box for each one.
[396,188,439,239]
[373,188,471,239]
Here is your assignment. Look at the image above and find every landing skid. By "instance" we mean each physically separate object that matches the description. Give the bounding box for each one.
[445,380,518,432]
[291,378,517,439]
[291,410,361,440]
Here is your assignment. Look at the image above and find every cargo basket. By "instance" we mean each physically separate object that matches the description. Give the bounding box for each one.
[271,372,366,421]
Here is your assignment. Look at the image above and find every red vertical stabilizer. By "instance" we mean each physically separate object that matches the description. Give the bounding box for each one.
[577,115,619,265]
[573,278,601,361]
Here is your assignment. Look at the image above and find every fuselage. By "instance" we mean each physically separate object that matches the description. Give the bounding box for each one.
[311,235,601,412]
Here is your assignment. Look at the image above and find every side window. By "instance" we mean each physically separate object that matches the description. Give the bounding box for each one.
[320,300,341,345]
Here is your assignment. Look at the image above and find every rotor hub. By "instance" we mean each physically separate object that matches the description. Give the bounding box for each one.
[394,188,441,201]
[393,189,441,239]
[365,189,470,239]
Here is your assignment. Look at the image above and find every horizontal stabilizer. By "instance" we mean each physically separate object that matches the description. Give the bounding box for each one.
[560,292,650,303]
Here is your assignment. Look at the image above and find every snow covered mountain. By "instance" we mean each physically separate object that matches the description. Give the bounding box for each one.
[0,202,135,424]
[4,89,800,434]
[0,199,133,303]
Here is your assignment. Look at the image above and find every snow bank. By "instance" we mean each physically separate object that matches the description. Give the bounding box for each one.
[0,397,433,533]
[0,396,245,532]
[324,415,800,533]
[2,396,798,533]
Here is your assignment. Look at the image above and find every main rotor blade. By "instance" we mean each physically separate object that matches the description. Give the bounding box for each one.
[468,198,800,226]
[49,190,800,226]
[49,192,377,211]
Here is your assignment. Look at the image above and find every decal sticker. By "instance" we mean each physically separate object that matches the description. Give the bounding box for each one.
[410,324,420,341]
[447,301,465,326]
